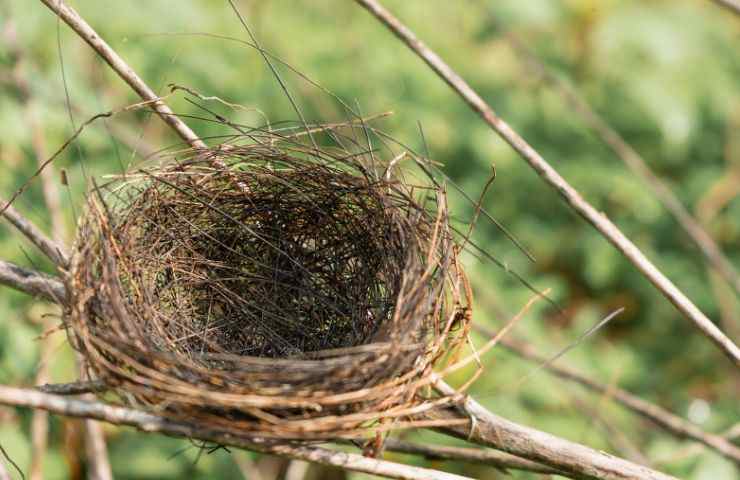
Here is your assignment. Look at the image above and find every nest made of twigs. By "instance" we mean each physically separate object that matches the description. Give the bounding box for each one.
[66,132,471,441]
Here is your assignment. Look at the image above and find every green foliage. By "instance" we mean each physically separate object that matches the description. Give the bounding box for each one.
[1,0,738,478]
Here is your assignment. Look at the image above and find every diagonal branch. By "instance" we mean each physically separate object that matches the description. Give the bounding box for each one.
[0,260,66,303]
[37,0,205,150]
[500,26,740,296]
[432,380,677,480]
[379,438,561,475]
[354,0,740,368]
[0,385,472,480]
[490,331,740,464]
[0,200,68,267]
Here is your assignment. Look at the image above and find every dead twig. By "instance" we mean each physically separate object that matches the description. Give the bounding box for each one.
[37,380,108,396]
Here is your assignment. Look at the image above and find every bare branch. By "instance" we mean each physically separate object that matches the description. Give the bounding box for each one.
[0,385,473,480]
[492,332,740,464]
[354,0,740,367]
[37,0,206,150]
[37,380,108,396]
[0,201,68,267]
[501,27,740,296]
[711,0,740,16]
[432,380,677,480]
[0,260,66,303]
[379,438,561,475]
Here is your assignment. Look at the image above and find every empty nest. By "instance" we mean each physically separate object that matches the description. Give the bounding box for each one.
[65,132,472,441]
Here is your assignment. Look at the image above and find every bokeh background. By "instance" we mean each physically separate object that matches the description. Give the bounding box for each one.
[1,0,739,478]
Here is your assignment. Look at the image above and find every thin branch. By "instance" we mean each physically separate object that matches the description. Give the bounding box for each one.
[0,385,473,480]
[354,0,740,368]
[501,26,740,297]
[432,381,677,480]
[37,0,205,150]
[0,260,66,303]
[0,201,68,267]
[711,0,740,16]
[491,332,740,464]
[379,438,561,475]
[37,380,108,396]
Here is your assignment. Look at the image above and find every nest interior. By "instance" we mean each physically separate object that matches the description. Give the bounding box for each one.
[66,138,470,440]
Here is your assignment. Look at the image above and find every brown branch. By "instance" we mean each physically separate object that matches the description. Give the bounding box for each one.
[37,380,108,396]
[711,0,740,16]
[37,0,205,150]
[0,385,473,480]
[354,0,740,368]
[488,330,740,464]
[0,201,68,268]
[0,260,66,302]
[379,438,561,475]
[432,381,677,480]
[500,27,740,297]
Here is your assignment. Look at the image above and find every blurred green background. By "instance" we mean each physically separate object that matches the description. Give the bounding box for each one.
[1,0,739,478]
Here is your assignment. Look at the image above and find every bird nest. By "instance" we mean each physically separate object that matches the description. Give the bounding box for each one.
[65,134,472,441]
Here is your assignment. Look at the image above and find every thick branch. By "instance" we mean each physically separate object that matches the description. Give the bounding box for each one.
[0,260,66,303]
[0,201,68,267]
[0,386,472,480]
[433,381,676,480]
[354,0,740,368]
[37,0,206,150]
[492,333,740,464]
